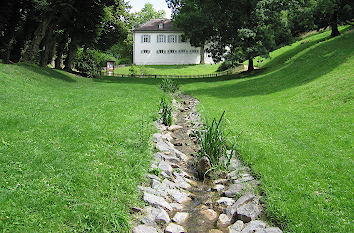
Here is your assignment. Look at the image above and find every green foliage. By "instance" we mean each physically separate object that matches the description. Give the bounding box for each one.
[159,97,173,126]
[160,78,178,93]
[128,64,139,76]
[197,111,234,171]
[131,3,166,28]
[217,60,237,72]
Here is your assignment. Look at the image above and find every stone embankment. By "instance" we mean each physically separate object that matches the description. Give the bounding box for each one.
[132,94,282,233]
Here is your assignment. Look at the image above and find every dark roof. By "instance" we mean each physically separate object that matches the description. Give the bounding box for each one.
[133,19,181,32]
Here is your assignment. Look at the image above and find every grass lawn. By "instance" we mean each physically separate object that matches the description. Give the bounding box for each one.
[177,28,353,232]
[115,64,220,76]
[0,64,162,232]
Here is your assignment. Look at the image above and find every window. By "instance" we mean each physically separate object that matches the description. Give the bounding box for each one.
[168,50,177,54]
[168,35,177,43]
[190,49,199,54]
[141,35,150,43]
[157,35,166,43]
[158,23,163,29]
[157,50,166,54]
[141,50,150,54]
[178,49,187,54]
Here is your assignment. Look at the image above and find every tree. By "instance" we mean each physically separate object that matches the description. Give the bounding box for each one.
[131,3,166,29]
[313,0,354,37]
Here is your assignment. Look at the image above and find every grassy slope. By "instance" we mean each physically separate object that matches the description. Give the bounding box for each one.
[0,64,161,232]
[179,29,353,232]
[116,64,220,75]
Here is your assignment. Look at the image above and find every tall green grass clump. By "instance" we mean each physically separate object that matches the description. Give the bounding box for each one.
[159,96,173,126]
[197,111,234,171]
[160,78,178,93]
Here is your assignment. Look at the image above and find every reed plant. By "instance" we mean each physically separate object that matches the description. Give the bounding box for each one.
[197,111,235,172]
[160,96,173,126]
[160,78,178,93]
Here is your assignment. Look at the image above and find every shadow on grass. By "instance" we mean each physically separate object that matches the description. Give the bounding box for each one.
[18,63,76,82]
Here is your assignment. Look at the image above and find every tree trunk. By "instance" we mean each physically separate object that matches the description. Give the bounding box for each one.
[330,11,340,37]
[64,37,77,71]
[22,13,53,62]
[55,36,68,69]
[40,27,54,67]
[200,43,205,64]
[248,58,254,72]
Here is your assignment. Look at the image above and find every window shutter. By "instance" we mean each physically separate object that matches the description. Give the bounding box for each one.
[141,35,143,43]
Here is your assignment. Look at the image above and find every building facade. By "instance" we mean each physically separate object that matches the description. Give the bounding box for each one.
[133,19,213,65]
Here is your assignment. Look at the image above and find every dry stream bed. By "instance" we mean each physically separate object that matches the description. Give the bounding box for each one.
[132,94,282,233]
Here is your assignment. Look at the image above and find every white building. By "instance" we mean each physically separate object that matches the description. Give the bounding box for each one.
[133,19,213,65]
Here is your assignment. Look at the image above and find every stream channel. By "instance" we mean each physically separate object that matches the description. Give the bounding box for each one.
[132,94,283,233]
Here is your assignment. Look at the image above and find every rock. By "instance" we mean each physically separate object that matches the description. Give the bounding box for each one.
[236,203,261,223]
[241,220,266,233]
[217,214,232,227]
[130,206,143,213]
[140,217,157,227]
[167,189,189,204]
[143,206,170,225]
[132,225,158,233]
[214,179,228,184]
[158,160,173,176]
[168,125,183,132]
[172,212,189,224]
[160,153,180,163]
[153,133,163,143]
[229,220,245,233]
[165,223,185,233]
[147,174,161,181]
[224,183,245,197]
[200,209,218,222]
[162,179,177,189]
[209,230,223,233]
[173,150,187,162]
[156,140,173,152]
[174,174,191,189]
[138,186,168,199]
[151,179,165,191]
[264,227,283,233]
[143,192,173,212]
[236,204,258,222]
[196,156,211,179]
[170,203,183,211]
[212,184,225,192]
[234,191,256,209]
[173,142,182,146]
[216,197,235,207]
[240,175,254,182]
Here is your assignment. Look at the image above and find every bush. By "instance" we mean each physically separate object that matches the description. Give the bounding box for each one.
[217,60,236,72]
[160,78,178,93]
[72,49,118,78]
[159,97,173,126]
[129,65,139,76]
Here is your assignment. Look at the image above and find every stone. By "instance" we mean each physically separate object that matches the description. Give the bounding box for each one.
[173,150,187,162]
[143,192,173,212]
[132,225,158,233]
[165,223,185,233]
[138,186,168,199]
[143,206,170,225]
[196,156,211,179]
[170,203,183,211]
[214,179,228,184]
[209,230,223,233]
[158,160,173,176]
[151,179,166,191]
[156,140,173,152]
[153,133,163,143]
[161,153,180,163]
[241,220,266,233]
[174,174,191,189]
[172,212,189,224]
[140,217,157,227]
[224,183,245,197]
[167,189,189,204]
[168,125,183,132]
[200,209,218,222]
[162,179,177,189]
[229,220,245,233]
[236,203,261,223]
[148,174,161,181]
[216,197,235,207]
[161,171,171,178]
[264,227,283,233]
[234,191,256,209]
[217,214,232,227]
[130,206,143,213]
[212,184,225,192]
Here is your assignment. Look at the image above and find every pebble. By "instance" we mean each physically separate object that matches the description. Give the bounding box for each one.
[200,208,218,222]
[217,214,232,227]
[229,220,245,233]
[216,197,235,206]
[143,192,173,212]
[241,220,266,233]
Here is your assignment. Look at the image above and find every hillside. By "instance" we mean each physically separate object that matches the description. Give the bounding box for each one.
[179,28,353,232]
